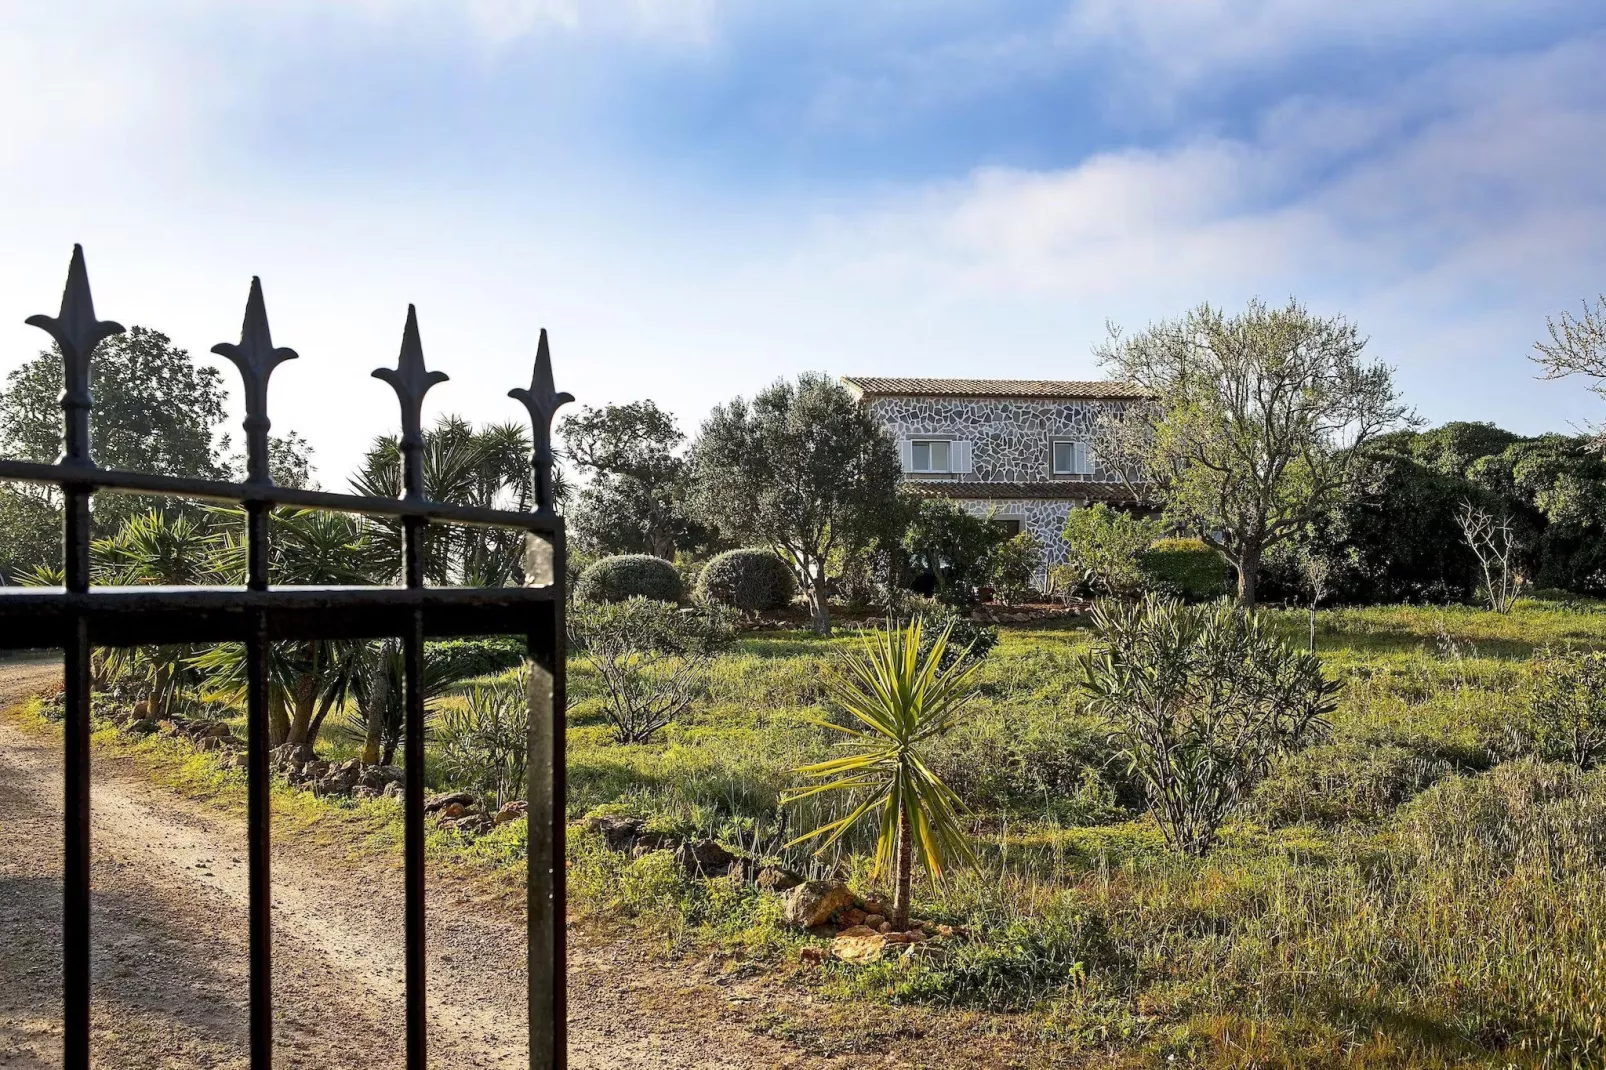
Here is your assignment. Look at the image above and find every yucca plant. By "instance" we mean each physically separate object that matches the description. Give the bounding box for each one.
[785,618,979,929]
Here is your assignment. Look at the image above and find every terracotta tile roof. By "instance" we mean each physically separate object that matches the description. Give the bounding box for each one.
[903,480,1148,503]
[842,377,1148,400]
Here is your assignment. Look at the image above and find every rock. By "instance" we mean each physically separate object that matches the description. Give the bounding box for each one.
[830,925,887,964]
[352,786,380,801]
[755,866,804,893]
[862,913,885,929]
[305,760,331,780]
[383,781,403,799]
[128,719,158,736]
[784,881,857,930]
[882,931,911,945]
[132,700,150,719]
[877,921,893,934]
[861,899,888,917]
[442,802,467,819]
[837,908,868,929]
[581,814,647,850]
[674,839,738,877]
[799,946,826,964]
[425,791,476,815]
[495,800,528,825]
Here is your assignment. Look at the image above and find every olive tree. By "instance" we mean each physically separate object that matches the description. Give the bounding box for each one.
[688,373,903,634]
[1097,300,1412,605]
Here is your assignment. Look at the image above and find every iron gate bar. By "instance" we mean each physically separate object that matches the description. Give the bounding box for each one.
[0,246,571,1070]
[0,458,561,531]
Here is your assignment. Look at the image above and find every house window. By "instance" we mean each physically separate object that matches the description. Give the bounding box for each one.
[990,518,1022,537]
[911,440,951,473]
[1052,439,1093,475]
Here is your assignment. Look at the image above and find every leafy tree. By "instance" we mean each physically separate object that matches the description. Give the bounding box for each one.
[689,373,903,634]
[0,327,233,568]
[1097,300,1412,605]
[1533,294,1606,446]
[0,326,229,480]
[561,401,710,559]
[1061,504,1161,598]
[786,619,979,929]
[900,498,1002,608]
[1080,596,1338,856]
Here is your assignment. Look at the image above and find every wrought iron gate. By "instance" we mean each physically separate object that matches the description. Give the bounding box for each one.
[0,246,570,1069]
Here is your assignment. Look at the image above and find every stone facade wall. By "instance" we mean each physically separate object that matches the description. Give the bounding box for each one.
[955,498,1074,573]
[867,395,1125,483]
[866,394,1132,573]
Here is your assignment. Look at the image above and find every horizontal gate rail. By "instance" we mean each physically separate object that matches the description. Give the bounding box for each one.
[0,246,571,1070]
[0,458,563,530]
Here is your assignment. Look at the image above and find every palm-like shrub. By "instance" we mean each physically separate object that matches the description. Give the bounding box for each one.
[694,548,795,614]
[786,619,978,929]
[1080,596,1338,856]
[436,669,530,808]
[575,554,682,604]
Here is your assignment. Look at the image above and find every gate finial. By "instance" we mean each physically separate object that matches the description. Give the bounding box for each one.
[212,277,299,486]
[26,245,125,469]
[373,305,449,500]
[508,328,574,517]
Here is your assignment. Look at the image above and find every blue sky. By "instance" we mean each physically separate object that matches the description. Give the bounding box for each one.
[3,1,1605,482]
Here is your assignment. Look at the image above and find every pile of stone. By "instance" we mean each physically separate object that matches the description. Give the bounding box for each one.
[107,704,240,751]
[579,813,807,886]
[782,880,968,964]
[260,744,408,801]
[423,792,528,835]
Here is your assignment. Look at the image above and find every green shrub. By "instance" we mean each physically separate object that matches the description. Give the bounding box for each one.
[435,668,529,808]
[426,637,526,678]
[1081,596,1339,855]
[989,532,1043,605]
[575,554,682,604]
[694,548,795,614]
[1062,504,1162,598]
[569,597,737,744]
[1523,649,1606,768]
[1141,538,1229,601]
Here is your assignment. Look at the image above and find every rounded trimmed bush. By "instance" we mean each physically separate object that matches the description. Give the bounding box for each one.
[1141,538,1229,601]
[694,548,796,613]
[575,554,682,604]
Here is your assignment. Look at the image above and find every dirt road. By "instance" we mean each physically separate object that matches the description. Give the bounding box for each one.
[0,659,826,1069]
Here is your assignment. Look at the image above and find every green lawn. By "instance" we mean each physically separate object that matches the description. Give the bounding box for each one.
[565,599,1606,1067]
[16,599,1604,1066]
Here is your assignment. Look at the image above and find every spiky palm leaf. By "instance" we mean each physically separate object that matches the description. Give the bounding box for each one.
[784,619,979,923]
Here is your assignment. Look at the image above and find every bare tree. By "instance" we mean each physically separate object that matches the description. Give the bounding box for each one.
[1533,295,1606,448]
[1456,501,1522,613]
[1097,299,1413,606]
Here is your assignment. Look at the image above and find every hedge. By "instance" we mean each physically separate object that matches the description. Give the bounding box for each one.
[1141,538,1229,601]
[575,554,683,604]
[694,548,795,613]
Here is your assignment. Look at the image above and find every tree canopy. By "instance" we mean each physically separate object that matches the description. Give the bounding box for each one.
[1097,299,1412,605]
[688,373,902,634]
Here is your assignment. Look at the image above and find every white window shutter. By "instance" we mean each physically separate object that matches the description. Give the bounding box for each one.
[899,439,914,472]
[955,440,973,474]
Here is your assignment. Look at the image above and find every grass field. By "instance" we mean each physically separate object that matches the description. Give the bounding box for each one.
[563,599,1606,1067]
[12,598,1605,1066]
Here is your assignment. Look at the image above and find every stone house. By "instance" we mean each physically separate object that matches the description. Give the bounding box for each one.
[841,377,1148,574]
